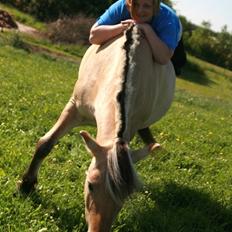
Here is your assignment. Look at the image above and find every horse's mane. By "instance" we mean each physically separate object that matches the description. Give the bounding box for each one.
[106,25,141,205]
[117,25,140,138]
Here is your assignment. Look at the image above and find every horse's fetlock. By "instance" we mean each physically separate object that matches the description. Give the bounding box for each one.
[17,176,38,195]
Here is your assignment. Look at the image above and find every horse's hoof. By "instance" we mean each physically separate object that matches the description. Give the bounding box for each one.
[148,143,161,152]
[16,178,37,196]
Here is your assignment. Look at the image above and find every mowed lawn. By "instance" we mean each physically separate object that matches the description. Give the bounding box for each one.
[0,39,232,231]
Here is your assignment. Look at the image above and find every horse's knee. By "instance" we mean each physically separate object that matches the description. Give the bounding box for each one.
[35,136,55,159]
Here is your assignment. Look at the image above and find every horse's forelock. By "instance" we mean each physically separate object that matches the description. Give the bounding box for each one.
[106,139,140,205]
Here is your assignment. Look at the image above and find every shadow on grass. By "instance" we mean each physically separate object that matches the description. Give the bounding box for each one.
[17,180,232,232]
[124,182,232,232]
[179,60,216,86]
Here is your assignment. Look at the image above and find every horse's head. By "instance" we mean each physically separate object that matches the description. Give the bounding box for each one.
[80,130,156,232]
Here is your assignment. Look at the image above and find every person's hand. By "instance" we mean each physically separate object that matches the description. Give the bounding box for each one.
[121,19,136,31]
[135,23,151,35]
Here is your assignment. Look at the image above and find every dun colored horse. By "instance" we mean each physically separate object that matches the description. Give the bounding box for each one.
[18,25,175,231]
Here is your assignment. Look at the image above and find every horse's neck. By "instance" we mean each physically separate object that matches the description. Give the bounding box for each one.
[95,29,145,144]
[77,27,148,144]
[94,100,117,146]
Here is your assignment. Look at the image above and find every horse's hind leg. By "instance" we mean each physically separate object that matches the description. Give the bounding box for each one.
[18,99,82,194]
[138,127,156,145]
[137,127,161,154]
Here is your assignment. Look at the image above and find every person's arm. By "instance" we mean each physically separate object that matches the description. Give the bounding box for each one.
[137,24,174,65]
[89,20,135,45]
[89,23,124,45]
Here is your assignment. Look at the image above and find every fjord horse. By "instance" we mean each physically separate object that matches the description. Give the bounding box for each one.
[18,25,175,231]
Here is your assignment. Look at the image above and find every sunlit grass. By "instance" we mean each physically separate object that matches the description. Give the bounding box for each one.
[176,55,232,101]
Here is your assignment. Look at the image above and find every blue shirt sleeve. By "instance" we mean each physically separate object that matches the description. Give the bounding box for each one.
[97,0,130,25]
[152,4,181,50]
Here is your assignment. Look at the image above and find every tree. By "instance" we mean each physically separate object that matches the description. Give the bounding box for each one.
[0,0,114,20]
[215,25,232,69]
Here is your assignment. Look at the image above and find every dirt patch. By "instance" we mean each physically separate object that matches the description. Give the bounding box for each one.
[16,22,43,38]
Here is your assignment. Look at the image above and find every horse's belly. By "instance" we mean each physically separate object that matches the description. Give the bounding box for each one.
[125,62,176,137]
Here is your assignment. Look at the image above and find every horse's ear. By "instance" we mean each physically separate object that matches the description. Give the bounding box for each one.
[80,130,103,156]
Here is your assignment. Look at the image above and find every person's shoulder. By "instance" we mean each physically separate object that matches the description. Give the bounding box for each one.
[97,0,129,25]
[108,0,127,13]
[159,3,178,18]
[151,3,181,50]
[108,0,129,17]
[114,0,126,8]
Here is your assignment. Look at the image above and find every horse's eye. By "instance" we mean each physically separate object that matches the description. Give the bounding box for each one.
[88,182,94,192]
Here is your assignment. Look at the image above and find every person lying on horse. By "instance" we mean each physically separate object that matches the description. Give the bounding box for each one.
[89,0,182,65]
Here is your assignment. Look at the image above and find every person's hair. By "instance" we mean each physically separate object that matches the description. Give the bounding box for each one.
[126,0,161,18]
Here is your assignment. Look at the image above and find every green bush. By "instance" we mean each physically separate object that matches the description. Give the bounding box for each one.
[1,0,173,21]
[0,0,114,20]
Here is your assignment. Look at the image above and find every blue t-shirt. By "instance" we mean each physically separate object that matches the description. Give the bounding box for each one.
[97,0,181,50]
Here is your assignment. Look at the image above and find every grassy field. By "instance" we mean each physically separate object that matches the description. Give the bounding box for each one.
[1,28,232,232]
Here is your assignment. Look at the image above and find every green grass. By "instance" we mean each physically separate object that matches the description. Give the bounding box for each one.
[0,31,87,63]
[0,32,232,231]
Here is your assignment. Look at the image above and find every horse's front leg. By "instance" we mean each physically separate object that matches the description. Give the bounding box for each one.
[18,99,82,195]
